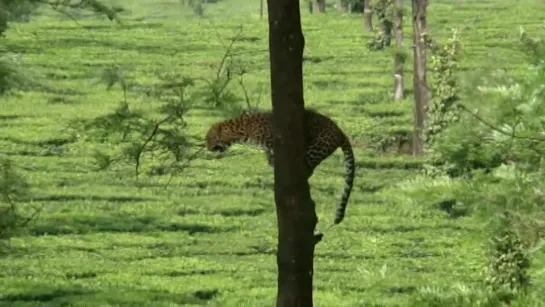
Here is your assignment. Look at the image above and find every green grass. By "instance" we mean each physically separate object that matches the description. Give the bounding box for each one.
[1,0,545,305]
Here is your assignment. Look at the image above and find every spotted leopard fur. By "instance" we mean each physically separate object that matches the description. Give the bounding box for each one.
[205,109,355,225]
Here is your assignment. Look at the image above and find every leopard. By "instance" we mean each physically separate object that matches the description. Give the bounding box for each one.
[205,109,355,225]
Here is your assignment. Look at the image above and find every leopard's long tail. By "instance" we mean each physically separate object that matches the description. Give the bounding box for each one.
[334,134,355,225]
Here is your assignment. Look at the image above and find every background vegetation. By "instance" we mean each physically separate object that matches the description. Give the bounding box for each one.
[1,0,545,305]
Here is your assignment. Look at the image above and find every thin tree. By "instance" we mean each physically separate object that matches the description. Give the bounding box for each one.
[393,0,405,101]
[374,0,394,47]
[337,0,346,13]
[411,0,428,156]
[266,0,322,305]
[312,0,326,13]
[363,0,373,31]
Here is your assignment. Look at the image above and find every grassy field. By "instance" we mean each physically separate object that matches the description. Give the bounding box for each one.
[1,0,545,305]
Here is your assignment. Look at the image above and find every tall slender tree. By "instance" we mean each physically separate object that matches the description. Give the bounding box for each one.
[363,0,373,32]
[393,0,405,101]
[374,0,394,47]
[337,0,346,12]
[411,0,429,156]
[312,0,326,13]
[266,0,322,305]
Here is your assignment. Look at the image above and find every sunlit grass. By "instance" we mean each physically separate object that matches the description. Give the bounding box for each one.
[1,0,545,305]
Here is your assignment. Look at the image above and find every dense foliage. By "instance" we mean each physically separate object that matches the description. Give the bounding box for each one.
[390,26,545,304]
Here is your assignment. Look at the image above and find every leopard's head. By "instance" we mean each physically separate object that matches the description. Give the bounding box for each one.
[205,122,232,153]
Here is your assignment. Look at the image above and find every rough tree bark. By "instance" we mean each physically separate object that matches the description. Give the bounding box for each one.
[363,0,373,32]
[393,0,404,101]
[266,0,322,305]
[411,0,428,156]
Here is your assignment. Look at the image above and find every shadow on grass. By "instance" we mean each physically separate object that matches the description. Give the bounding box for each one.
[41,22,166,32]
[357,185,385,193]
[5,149,63,157]
[0,115,22,121]
[1,136,77,147]
[303,55,334,64]
[151,269,219,277]
[397,250,440,259]
[355,158,424,170]
[177,247,276,257]
[242,180,274,190]
[177,207,269,218]
[315,184,384,195]
[0,288,95,303]
[47,96,78,104]
[34,84,87,96]
[386,286,417,296]
[32,37,205,56]
[65,272,98,279]
[356,92,393,105]
[365,223,467,234]
[365,109,408,118]
[326,99,366,108]
[28,195,154,203]
[28,215,237,236]
[312,80,351,90]
[214,208,266,217]
[230,36,261,43]
[0,286,219,305]
[315,252,377,260]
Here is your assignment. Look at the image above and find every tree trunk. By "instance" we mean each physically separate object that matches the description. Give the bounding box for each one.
[393,0,404,101]
[313,0,326,13]
[383,20,393,46]
[411,0,429,156]
[266,0,321,305]
[308,0,313,13]
[260,0,264,19]
[363,0,373,31]
[376,1,393,46]
[337,0,346,12]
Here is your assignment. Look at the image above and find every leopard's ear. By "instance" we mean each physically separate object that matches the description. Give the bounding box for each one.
[242,107,261,116]
[210,121,223,135]
[208,122,223,136]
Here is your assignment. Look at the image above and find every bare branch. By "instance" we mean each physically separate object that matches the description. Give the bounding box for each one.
[44,2,82,26]
[134,116,174,178]
[458,103,545,142]
[216,25,244,80]
[237,70,252,111]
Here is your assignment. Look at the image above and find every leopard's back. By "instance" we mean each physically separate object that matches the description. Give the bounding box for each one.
[303,109,350,170]
[205,109,355,224]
